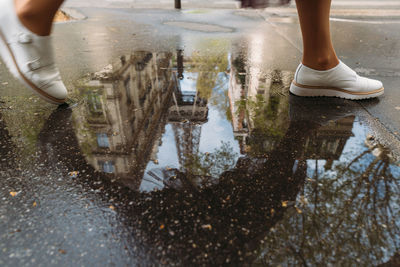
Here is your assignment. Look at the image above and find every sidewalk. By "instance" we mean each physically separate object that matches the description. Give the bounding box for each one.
[1,3,400,266]
[63,0,400,11]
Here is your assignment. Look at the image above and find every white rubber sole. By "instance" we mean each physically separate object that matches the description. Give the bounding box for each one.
[0,29,66,105]
[290,81,384,100]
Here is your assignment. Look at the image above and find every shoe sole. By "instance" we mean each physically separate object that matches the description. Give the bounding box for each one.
[290,80,384,100]
[0,29,66,105]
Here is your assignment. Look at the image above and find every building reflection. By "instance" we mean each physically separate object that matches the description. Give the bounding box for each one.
[73,51,212,189]
[73,52,176,189]
[228,52,355,167]
[72,49,360,190]
[168,51,209,170]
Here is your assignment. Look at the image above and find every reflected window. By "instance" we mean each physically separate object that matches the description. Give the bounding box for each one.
[98,160,115,173]
[144,119,150,130]
[87,92,103,114]
[139,94,146,107]
[97,133,110,148]
[130,116,136,129]
[146,81,152,94]
[124,76,132,104]
[326,139,340,154]
[267,95,280,119]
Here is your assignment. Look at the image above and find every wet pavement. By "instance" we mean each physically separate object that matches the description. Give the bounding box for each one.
[1,5,400,266]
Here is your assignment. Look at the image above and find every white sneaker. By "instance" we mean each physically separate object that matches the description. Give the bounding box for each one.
[290,61,384,100]
[0,0,67,104]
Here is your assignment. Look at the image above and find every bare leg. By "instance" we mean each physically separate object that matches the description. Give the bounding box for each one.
[295,0,339,70]
[14,0,65,36]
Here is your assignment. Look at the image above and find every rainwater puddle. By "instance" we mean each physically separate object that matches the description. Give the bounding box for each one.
[1,47,400,266]
[65,49,400,265]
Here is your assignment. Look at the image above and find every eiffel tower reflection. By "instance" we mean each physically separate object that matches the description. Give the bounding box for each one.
[168,51,208,170]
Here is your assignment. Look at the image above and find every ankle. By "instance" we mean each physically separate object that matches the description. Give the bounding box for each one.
[15,3,52,36]
[302,55,340,71]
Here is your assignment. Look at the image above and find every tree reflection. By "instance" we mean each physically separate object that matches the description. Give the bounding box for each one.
[183,141,238,181]
[257,113,400,266]
[188,40,229,100]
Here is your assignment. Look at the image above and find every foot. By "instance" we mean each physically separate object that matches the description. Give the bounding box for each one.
[290,61,384,100]
[0,0,67,104]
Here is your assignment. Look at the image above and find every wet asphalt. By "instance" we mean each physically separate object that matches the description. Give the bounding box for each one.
[1,4,400,266]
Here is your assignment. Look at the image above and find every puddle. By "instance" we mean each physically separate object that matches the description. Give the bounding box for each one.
[1,47,400,265]
[62,50,400,264]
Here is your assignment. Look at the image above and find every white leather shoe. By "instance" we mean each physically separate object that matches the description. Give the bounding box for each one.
[0,0,67,104]
[290,61,384,100]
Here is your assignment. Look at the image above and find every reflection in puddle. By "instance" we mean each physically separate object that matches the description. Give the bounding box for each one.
[74,50,241,191]
[65,49,400,265]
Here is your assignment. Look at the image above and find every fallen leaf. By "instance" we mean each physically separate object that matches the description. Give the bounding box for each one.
[9,191,18,197]
[295,207,302,214]
[109,205,115,210]
[282,201,288,207]
[32,201,37,207]
[159,224,165,230]
[201,224,212,230]
[270,208,275,215]
[58,249,66,254]
[68,171,79,178]
[299,195,308,205]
